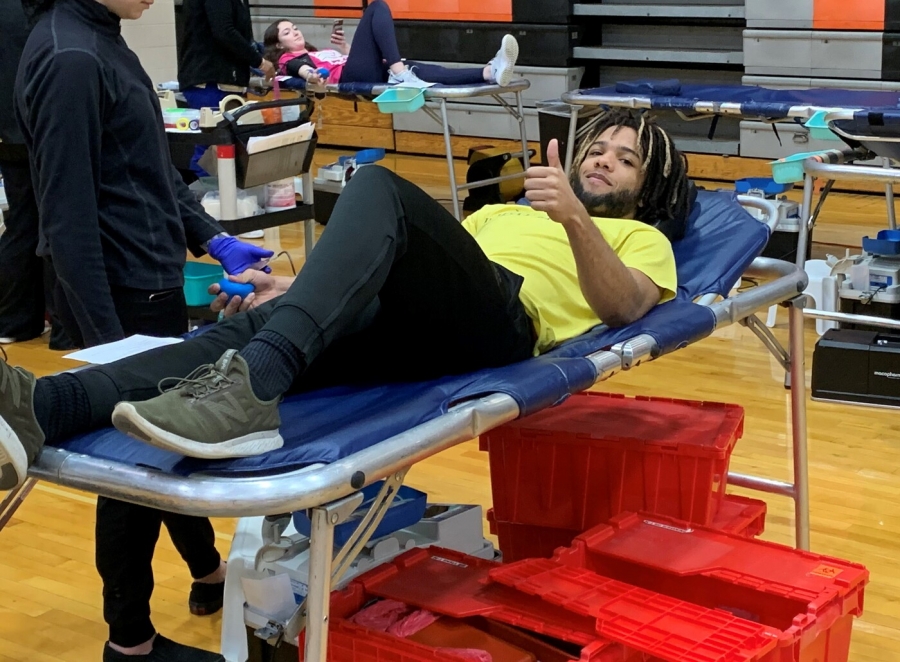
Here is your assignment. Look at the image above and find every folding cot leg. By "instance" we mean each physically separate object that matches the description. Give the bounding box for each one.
[0,478,37,531]
[727,296,809,550]
[439,99,462,220]
[301,172,316,258]
[796,173,815,269]
[257,474,410,658]
[516,91,530,171]
[304,507,335,662]
[789,298,811,551]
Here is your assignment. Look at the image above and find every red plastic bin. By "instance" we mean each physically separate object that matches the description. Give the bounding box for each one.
[490,513,868,662]
[709,493,767,537]
[300,547,636,662]
[488,494,767,563]
[487,507,581,563]
[480,392,744,531]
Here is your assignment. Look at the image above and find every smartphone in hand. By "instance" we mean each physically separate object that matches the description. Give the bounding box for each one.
[330,18,345,48]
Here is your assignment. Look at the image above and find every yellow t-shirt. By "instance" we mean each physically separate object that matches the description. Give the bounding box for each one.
[462,204,677,354]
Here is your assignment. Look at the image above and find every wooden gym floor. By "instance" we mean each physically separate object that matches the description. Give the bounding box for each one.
[0,150,898,661]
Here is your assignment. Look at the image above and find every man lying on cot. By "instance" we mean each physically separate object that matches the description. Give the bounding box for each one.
[0,109,693,486]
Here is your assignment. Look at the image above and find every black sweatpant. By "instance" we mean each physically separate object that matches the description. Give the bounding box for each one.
[63,284,222,647]
[0,154,68,345]
[59,166,535,434]
[340,0,486,85]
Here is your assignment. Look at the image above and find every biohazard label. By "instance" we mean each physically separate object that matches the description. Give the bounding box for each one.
[810,564,843,579]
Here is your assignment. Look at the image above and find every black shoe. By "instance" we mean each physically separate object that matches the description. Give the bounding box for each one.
[189,579,225,616]
[48,323,78,351]
[102,635,225,662]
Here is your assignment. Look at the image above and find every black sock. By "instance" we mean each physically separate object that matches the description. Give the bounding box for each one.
[33,373,93,444]
[238,330,306,401]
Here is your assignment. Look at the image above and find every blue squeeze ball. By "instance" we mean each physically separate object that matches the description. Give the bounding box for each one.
[317,67,330,79]
[218,279,255,299]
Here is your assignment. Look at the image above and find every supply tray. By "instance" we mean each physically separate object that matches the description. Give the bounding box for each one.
[166,98,318,235]
[167,98,316,183]
[862,230,900,256]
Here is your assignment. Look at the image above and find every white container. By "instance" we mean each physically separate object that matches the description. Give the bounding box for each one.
[265,178,297,214]
[849,262,871,291]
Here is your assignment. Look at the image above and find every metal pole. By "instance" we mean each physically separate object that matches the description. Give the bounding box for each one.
[726,472,794,497]
[885,158,897,230]
[789,301,811,551]
[304,507,334,662]
[516,91,530,171]
[302,173,315,258]
[804,307,900,330]
[439,99,461,220]
[796,172,816,269]
[564,105,580,173]
[218,145,238,221]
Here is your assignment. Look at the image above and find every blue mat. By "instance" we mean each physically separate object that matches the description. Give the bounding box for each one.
[53,190,768,477]
[577,83,900,120]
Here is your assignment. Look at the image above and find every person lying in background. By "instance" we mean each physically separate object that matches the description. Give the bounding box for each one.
[263,0,519,88]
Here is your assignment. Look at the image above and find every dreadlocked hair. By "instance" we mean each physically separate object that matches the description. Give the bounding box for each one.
[569,108,691,241]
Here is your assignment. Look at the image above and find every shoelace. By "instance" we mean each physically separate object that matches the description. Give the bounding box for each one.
[157,363,235,398]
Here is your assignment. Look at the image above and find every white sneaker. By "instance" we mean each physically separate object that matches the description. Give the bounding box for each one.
[239,230,265,239]
[388,67,430,89]
[489,34,519,87]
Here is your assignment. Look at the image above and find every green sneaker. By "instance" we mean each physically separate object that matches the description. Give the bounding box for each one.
[111,350,283,459]
[0,347,45,490]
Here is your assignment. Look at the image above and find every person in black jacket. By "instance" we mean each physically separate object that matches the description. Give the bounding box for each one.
[0,1,70,348]
[15,0,272,659]
[178,0,275,175]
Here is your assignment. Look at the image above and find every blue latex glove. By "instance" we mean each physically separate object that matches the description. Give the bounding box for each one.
[207,235,274,275]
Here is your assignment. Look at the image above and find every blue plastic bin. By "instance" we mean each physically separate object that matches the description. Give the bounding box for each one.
[355,148,386,164]
[734,177,793,196]
[804,111,840,142]
[183,262,224,307]
[769,151,822,184]
[292,482,427,547]
[863,229,900,256]
[373,87,426,114]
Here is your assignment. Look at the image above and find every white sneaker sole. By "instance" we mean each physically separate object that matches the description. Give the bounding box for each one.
[494,35,519,87]
[0,414,28,491]
[112,403,284,460]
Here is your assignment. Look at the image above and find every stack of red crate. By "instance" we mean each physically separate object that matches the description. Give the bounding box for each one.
[480,392,766,562]
[301,523,869,662]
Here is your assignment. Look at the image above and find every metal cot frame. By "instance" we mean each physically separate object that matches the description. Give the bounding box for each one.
[3,249,807,662]
[326,79,532,220]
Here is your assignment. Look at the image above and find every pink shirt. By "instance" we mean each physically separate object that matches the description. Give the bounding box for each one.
[278,49,348,84]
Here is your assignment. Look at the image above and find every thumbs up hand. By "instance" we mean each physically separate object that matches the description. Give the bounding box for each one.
[524,139,585,226]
